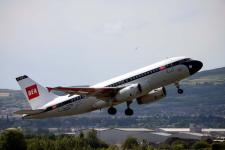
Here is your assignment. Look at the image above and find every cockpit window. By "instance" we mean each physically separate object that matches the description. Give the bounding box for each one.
[172,58,190,66]
[182,58,190,62]
[180,58,190,63]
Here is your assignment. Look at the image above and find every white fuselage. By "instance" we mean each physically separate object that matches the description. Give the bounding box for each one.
[25,57,192,119]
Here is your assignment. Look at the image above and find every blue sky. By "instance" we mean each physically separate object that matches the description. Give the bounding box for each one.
[0,0,225,89]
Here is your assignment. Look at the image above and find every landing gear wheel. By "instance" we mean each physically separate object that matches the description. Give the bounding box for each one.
[124,101,134,116]
[178,89,183,94]
[108,107,117,115]
[175,82,184,94]
[125,108,133,116]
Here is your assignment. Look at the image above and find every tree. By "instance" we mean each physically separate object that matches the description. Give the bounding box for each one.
[212,142,225,150]
[0,128,27,150]
[139,140,154,150]
[86,129,108,149]
[158,144,170,150]
[192,140,211,150]
[26,137,55,150]
[122,137,139,150]
[171,140,188,150]
[106,145,120,150]
[79,131,84,139]
[171,143,185,150]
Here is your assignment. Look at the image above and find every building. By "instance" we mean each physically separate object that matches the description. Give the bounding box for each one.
[171,132,211,140]
[60,127,225,145]
[75,128,171,145]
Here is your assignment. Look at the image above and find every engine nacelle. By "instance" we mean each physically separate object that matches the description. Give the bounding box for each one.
[115,84,142,102]
[136,87,166,104]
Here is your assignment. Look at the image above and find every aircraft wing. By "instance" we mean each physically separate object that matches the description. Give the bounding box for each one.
[14,109,45,115]
[47,86,122,100]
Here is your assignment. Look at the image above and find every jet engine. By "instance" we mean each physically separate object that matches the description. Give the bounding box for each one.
[115,84,142,102]
[136,87,166,104]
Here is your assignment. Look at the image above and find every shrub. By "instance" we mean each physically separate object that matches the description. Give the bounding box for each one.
[0,128,27,150]
[192,140,211,149]
[86,129,108,149]
[212,142,225,150]
[122,137,139,150]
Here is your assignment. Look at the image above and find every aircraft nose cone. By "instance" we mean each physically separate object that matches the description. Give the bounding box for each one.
[188,60,203,75]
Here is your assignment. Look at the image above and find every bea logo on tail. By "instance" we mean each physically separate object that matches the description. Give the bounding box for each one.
[25,84,39,100]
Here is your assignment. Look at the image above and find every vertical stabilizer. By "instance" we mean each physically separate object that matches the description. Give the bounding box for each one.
[16,75,58,110]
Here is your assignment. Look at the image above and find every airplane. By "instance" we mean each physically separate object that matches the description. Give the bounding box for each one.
[14,56,203,119]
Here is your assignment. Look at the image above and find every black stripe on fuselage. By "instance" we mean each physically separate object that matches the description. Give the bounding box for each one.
[106,58,190,87]
[43,58,190,113]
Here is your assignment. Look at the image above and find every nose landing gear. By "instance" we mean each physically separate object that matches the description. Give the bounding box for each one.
[175,82,183,94]
[178,88,183,94]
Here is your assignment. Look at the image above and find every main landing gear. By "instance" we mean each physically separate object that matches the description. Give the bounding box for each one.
[107,101,134,116]
[108,106,117,115]
[125,101,133,116]
[175,82,183,94]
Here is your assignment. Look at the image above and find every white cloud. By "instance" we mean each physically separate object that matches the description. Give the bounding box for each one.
[103,21,125,35]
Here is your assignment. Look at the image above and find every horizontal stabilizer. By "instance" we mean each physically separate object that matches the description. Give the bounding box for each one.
[14,109,45,115]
